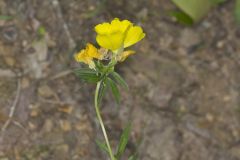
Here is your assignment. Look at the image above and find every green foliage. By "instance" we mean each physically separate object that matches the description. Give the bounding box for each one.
[115,123,132,159]
[171,0,212,22]
[97,78,108,105]
[75,61,129,104]
[74,68,101,83]
[38,26,46,37]
[96,139,109,154]
[235,0,240,23]
[75,60,135,160]
[171,0,240,25]
[111,72,129,90]
[168,11,194,25]
[107,77,120,104]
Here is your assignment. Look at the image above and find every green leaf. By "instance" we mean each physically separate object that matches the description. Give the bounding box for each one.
[115,123,132,159]
[168,11,194,25]
[74,68,100,83]
[96,139,109,154]
[111,72,128,90]
[235,0,240,24]
[171,0,213,22]
[107,77,120,104]
[97,79,108,105]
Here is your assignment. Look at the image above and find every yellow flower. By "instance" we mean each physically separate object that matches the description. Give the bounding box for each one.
[118,50,135,62]
[95,18,145,51]
[74,43,103,69]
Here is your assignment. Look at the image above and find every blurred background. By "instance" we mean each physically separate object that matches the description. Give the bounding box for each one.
[0,0,240,159]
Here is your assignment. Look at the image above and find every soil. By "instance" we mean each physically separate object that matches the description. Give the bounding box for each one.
[0,0,240,160]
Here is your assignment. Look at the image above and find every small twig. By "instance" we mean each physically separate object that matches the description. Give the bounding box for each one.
[39,97,67,105]
[49,69,72,80]
[12,120,28,134]
[52,0,76,49]
[1,79,21,132]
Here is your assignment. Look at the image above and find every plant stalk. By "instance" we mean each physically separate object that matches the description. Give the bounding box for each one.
[95,81,115,160]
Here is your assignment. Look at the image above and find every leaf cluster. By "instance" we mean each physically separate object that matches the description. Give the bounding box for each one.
[74,61,128,104]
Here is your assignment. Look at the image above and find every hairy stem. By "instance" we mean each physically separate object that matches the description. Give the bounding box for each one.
[95,81,115,160]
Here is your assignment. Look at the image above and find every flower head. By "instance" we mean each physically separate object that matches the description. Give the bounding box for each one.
[74,43,103,69]
[95,18,145,51]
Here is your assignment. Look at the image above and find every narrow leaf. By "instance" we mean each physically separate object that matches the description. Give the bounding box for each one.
[74,68,100,83]
[115,123,132,159]
[96,139,109,154]
[111,72,128,90]
[107,77,120,104]
[97,79,108,105]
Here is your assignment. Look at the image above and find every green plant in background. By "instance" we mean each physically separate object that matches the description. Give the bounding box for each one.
[74,18,145,160]
[235,0,240,23]
[170,0,240,25]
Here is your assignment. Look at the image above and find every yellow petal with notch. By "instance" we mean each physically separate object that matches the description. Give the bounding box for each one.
[124,26,145,48]
[95,23,111,35]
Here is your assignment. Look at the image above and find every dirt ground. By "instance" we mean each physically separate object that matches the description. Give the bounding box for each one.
[0,0,240,160]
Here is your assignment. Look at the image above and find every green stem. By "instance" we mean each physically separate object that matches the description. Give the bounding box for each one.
[95,81,115,160]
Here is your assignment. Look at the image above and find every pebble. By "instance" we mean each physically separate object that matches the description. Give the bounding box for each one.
[216,40,225,48]
[4,56,15,67]
[42,119,53,133]
[179,29,200,48]
[54,144,69,160]
[28,122,37,130]
[205,113,214,122]
[56,144,69,153]
[30,109,39,117]
[38,85,54,98]
[58,105,73,114]
[60,120,72,131]
[21,77,30,89]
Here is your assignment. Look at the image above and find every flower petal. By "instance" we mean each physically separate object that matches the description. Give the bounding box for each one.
[111,18,132,33]
[95,18,145,51]
[74,44,101,69]
[96,32,124,51]
[86,43,103,60]
[124,26,145,48]
[95,23,111,35]
[119,50,136,62]
[74,49,87,62]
